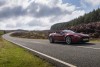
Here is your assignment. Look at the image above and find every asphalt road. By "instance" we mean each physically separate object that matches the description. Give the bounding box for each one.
[2,33,100,67]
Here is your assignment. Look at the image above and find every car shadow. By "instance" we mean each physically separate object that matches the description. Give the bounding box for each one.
[52,42,96,46]
[71,43,96,46]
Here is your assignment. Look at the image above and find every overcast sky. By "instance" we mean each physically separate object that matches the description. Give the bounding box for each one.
[0,0,100,30]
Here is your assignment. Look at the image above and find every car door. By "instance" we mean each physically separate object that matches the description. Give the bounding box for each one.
[54,32,65,41]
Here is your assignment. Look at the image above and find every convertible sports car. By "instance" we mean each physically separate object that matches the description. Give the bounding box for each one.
[49,30,89,44]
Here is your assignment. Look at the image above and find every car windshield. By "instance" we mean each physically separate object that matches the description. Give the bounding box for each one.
[62,30,75,33]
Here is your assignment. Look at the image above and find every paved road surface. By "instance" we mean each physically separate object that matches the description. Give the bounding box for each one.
[2,33,100,67]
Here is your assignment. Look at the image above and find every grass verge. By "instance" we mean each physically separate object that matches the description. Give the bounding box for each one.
[90,38,100,43]
[0,37,53,67]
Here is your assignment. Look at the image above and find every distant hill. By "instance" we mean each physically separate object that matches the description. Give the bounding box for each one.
[51,8,100,30]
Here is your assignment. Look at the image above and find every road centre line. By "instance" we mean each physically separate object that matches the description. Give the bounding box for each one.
[77,46,100,50]
[26,40,100,50]
[29,40,100,50]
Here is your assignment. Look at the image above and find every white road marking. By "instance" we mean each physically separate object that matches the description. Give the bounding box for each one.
[77,46,100,50]
[24,40,48,45]
[32,41,43,44]
[3,37,77,67]
[26,40,100,50]
[29,40,100,50]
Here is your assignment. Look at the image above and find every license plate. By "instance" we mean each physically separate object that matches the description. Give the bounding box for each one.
[83,38,89,41]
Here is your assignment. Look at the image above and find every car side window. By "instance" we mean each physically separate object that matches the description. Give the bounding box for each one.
[60,31,65,34]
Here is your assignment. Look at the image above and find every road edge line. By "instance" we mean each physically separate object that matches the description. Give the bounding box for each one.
[3,35,77,67]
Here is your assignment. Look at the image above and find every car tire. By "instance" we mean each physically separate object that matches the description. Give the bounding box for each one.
[65,36,72,45]
[49,37,54,43]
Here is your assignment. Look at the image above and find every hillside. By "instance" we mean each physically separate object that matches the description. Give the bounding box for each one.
[68,22,100,38]
[11,31,49,39]
[51,8,100,30]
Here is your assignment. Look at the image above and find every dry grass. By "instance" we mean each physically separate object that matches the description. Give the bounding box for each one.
[11,31,48,39]
[90,38,100,43]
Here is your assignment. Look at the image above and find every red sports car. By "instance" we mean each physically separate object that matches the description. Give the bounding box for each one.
[49,30,90,44]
